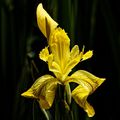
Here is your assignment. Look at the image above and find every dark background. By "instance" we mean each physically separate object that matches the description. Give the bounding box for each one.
[0,0,120,120]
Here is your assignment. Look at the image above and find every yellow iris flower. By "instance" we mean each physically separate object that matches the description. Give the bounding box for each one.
[21,3,105,117]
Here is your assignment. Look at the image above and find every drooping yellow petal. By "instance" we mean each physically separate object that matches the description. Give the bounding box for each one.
[21,87,37,99]
[21,75,60,109]
[64,70,105,117]
[72,85,95,117]
[66,70,105,93]
[38,79,59,109]
[36,3,58,37]
[21,75,54,98]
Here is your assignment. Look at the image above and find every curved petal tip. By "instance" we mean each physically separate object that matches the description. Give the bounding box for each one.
[36,3,58,38]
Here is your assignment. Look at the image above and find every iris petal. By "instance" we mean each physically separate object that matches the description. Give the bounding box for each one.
[69,70,105,92]
[72,85,95,117]
[49,28,70,68]
[21,75,60,109]
[39,47,49,62]
[82,50,93,61]
[63,45,81,77]
[49,28,71,80]
[36,3,58,37]
[64,70,105,116]
[38,79,59,109]
[70,45,80,59]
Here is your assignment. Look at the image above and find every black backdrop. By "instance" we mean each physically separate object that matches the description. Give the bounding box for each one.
[0,0,120,120]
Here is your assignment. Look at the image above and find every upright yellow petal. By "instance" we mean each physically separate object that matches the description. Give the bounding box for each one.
[63,45,82,78]
[49,28,70,64]
[72,85,95,117]
[47,54,63,80]
[36,3,58,37]
[70,45,80,59]
[39,47,49,62]
[82,50,93,61]
[49,28,70,80]
[39,47,62,79]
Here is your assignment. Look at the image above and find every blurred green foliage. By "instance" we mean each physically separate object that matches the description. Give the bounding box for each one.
[0,0,120,120]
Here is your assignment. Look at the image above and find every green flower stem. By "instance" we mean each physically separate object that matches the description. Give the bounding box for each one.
[55,84,75,120]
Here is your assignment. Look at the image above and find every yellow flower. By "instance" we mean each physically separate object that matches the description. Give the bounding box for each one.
[21,3,105,117]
